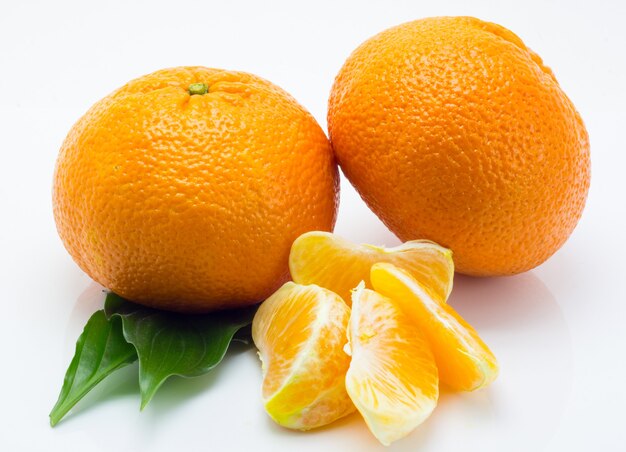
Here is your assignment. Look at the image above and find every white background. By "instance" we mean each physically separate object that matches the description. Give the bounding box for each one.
[1,0,625,451]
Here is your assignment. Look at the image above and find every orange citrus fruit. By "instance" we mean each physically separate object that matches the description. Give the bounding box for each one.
[53,67,338,312]
[371,263,498,391]
[251,282,354,430]
[345,282,439,445]
[289,231,453,304]
[328,16,590,276]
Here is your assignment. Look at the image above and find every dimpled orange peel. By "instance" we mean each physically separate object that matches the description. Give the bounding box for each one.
[328,16,590,276]
[53,67,339,312]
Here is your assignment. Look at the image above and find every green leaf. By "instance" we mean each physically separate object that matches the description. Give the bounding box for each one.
[49,310,138,426]
[104,293,256,409]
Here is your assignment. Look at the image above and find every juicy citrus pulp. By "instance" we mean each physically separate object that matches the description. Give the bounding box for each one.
[251,282,354,430]
[289,231,454,304]
[371,263,499,391]
[255,232,499,441]
[345,282,439,445]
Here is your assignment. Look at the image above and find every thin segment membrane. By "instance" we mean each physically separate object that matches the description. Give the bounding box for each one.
[290,231,454,305]
[371,263,498,391]
[346,285,438,445]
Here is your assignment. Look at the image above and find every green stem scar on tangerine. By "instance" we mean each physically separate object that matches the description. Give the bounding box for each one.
[188,83,209,95]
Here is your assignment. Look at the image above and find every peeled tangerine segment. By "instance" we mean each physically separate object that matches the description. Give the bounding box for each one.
[371,263,499,391]
[251,282,354,430]
[289,231,454,305]
[346,283,439,446]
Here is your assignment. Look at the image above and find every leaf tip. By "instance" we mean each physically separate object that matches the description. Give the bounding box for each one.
[49,412,60,428]
[139,391,154,411]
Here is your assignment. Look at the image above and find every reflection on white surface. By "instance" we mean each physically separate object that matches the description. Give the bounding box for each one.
[57,172,572,449]
[333,176,574,448]
[2,0,623,448]
[290,272,573,451]
[57,271,573,451]
[439,272,573,452]
[64,281,107,353]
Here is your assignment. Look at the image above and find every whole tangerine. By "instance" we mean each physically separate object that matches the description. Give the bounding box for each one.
[328,17,590,276]
[54,67,339,312]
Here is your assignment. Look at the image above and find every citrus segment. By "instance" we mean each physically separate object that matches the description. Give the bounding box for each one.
[345,283,438,445]
[252,282,354,430]
[289,231,453,304]
[371,263,498,391]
